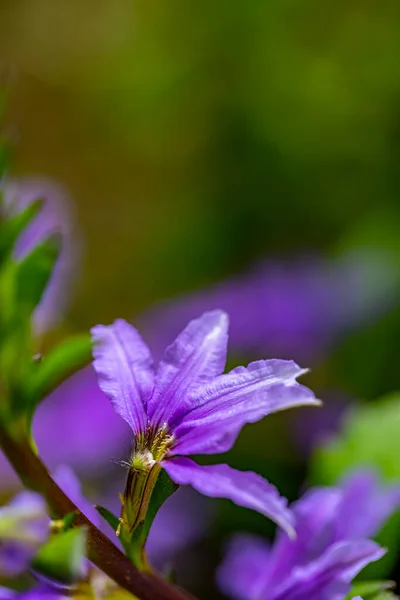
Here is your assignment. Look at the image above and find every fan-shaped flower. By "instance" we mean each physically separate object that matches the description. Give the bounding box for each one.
[91,310,320,535]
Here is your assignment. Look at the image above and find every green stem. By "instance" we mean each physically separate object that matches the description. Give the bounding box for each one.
[0,428,196,600]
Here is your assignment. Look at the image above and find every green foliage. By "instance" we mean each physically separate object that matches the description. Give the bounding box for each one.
[345,581,397,599]
[14,237,60,321]
[0,193,92,434]
[32,526,87,584]
[59,511,78,532]
[311,394,400,579]
[25,333,93,420]
[311,394,400,484]
[95,505,120,535]
[0,201,41,268]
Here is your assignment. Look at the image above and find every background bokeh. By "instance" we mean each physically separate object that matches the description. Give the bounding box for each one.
[1,1,400,597]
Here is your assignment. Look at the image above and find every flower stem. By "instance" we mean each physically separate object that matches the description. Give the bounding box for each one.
[0,427,196,600]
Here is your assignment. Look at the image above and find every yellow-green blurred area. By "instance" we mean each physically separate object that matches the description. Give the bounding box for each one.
[1,0,400,327]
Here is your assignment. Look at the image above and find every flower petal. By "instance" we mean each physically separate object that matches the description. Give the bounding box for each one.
[162,457,295,536]
[91,320,154,433]
[172,360,320,455]
[148,310,229,427]
[258,486,342,589]
[53,465,100,528]
[217,535,271,600]
[270,539,385,600]
[336,469,400,540]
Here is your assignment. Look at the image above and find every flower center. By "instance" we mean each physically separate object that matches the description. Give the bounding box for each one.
[130,424,174,472]
[119,425,175,551]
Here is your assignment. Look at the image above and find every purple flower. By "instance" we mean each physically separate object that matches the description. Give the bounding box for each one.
[217,470,400,600]
[141,251,398,364]
[91,310,319,535]
[0,492,49,577]
[1,176,78,333]
[0,586,64,599]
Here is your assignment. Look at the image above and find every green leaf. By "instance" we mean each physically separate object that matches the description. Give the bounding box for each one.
[15,236,60,319]
[95,505,120,534]
[0,200,41,267]
[345,581,396,599]
[26,333,93,418]
[311,393,400,485]
[62,511,78,531]
[32,526,87,584]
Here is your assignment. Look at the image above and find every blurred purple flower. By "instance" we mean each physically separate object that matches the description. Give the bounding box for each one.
[0,367,131,491]
[91,310,320,535]
[1,177,79,334]
[0,492,49,577]
[217,470,400,600]
[0,586,64,599]
[141,250,399,364]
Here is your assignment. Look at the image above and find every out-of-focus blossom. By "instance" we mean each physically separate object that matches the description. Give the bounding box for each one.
[0,492,49,577]
[217,470,400,600]
[1,177,79,334]
[146,486,213,569]
[141,250,399,364]
[91,311,320,536]
[0,585,64,599]
[0,367,131,491]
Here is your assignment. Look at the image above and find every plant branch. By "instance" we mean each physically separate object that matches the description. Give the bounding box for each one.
[0,428,196,600]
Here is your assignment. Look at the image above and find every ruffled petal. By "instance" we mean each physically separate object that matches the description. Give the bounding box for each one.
[91,320,154,433]
[162,457,295,537]
[217,535,271,600]
[148,310,229,427]
[270,539,384,600]
[260,486,343,588]
[172,360,319,455]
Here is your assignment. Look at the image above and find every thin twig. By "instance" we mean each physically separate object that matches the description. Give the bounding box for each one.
[0,428,196,600]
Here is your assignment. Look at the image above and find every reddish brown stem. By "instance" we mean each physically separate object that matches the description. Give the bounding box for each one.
[0,428,196,600]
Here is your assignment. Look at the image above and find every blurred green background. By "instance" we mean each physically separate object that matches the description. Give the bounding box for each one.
[2,1,400,596]
[1,0,399,327]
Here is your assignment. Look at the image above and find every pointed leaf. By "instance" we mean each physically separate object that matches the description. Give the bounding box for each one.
[15,236,60,318]
[62,512,78,532]
[0,200,41,267]
[27,333,93,417]
[95,505,120,534]
[32,526,87,584]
